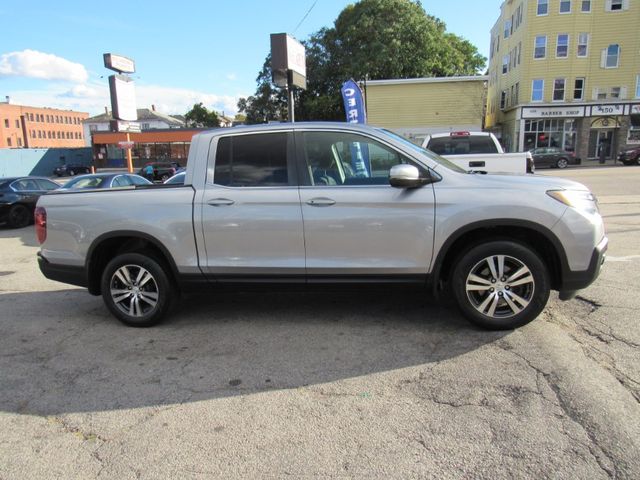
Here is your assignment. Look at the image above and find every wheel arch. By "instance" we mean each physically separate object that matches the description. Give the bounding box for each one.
[431,219,569,293]
[86,230,180,295]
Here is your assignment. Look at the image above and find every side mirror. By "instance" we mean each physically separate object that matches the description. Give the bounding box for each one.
[389,164,428,188]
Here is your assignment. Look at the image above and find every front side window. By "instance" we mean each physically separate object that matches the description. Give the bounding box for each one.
[214,133,290,187]
[532,79,544,101]
[301,131,418,186]
[560,0,572,13]
[534,35,547,59]
[605,44,620,68]
[557,34,569,57]
[581,0,591,11]
[537,0,548,15]
[553,79,566,101]
[12,179,40,191]
[574,78,585,100]
[577,33,589,57]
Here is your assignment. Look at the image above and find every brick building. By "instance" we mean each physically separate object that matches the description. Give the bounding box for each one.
[0,98,89,149]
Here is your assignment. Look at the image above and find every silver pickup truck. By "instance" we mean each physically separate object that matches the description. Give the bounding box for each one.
[36,123,607,330]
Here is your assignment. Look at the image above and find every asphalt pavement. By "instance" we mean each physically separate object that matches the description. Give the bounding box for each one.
[0,166,638,479]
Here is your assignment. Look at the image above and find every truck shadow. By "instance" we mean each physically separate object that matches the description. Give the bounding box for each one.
[0,287,506,416]
[0,223,39,247]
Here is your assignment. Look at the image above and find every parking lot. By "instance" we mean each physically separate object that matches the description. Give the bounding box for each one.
[1,166,638,479]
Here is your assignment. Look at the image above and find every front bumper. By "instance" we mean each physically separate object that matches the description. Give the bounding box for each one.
[559,236,608,300]
[38,252,88,288]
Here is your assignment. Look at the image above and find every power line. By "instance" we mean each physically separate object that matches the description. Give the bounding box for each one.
[293,0,318,35]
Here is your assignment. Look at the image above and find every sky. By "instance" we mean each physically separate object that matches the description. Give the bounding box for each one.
[0,0,503,118]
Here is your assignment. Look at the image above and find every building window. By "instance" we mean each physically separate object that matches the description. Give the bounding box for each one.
[560,0,571,13]
[6,137,11,147]
[534,36,547,59]
[607,0,624,11]
[610,87,621,99]
[556,34,569,58]
[500,90,507,110]
[581,0,591,11]
[17,138,22,147]
[532,79,544,101]
[577,33,589,57]
[142,123,150,130]
[504,19,511,39]
[31,130,35,138]
[636,75,640,98]
[574,78,585,100]
[38,131,42,139]
[518,42,522,64]
[15,119,20,128]
[3,119,8,128]
[537,0,548,15]
[602,44,620,68]
[29,113,34,121]
[553,79,566,101]
[502,55,509,74]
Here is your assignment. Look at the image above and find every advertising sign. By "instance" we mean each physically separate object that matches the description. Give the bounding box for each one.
[630,105,640,115]
[108,75,137,121]
[591,104,625,116]
[270,33,306,89]
[521,106,585,119]
[103,53,135,74]
[341,79,369,176]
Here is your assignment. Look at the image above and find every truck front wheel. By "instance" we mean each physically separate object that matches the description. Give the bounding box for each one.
[101,252,175,327]
[451,241,550,330]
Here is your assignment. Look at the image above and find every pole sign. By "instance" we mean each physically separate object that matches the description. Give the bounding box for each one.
[270,33,306,89]
[108,74,137,121]
[103,53,135,74]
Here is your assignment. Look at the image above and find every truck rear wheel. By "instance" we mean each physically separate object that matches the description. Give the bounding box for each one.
[451,241,550,330]
[100,252,175,327]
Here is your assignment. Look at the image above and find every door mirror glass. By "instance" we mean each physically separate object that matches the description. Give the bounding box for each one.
[389,164,426,188]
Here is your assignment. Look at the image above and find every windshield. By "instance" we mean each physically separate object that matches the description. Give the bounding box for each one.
[377,129,467,173]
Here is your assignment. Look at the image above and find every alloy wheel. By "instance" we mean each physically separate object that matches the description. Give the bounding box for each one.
[109,264,159,317]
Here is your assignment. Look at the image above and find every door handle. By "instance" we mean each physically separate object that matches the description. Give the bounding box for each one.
[207,198,235,206]
[468,161,486,168]
[306,197,336,207]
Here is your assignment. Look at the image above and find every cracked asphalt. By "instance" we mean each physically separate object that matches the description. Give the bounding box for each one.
[1,166,638,479]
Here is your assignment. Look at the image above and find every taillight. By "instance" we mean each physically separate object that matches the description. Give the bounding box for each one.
[35,207,47,244]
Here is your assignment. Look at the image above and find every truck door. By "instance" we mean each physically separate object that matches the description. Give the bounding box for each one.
[199,131,306,280]
[296,130,436,278]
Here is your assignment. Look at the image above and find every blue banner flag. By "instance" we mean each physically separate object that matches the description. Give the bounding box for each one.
[341,79,370,176]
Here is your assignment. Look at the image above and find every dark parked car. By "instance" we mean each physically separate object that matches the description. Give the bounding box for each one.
[529,147,581,169]
[137,162,182,182]
[163,171,186,185]
[53,164,92,177]
[618,146,640,166]
[60,173,152,190]
[0,176,60,228]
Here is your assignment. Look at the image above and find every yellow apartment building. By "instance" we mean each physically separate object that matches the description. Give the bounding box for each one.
[486,0,640,160]
[366,76,488,144]
[0,98,89,149]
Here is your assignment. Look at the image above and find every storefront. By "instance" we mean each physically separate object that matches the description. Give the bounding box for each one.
[515,104,638,161]
[91,128,205,168]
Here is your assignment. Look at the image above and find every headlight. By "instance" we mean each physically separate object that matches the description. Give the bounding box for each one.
[547,189,599,215]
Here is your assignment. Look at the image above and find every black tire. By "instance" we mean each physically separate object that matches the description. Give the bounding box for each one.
[451,241,550,330]
[68,169,75,176]
[100,252,175,327]
[160,173,170,182]
[8,204,31,228]
[556,158,568,169]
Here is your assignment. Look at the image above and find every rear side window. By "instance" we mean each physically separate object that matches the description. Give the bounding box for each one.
[427,136,499,155]
[214,133,289,187]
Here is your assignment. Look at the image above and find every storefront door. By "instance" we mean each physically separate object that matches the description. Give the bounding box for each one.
[588,129,615,159]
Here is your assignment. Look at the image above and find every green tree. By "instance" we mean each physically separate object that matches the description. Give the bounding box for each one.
[185,103,220,127]
[238,0,486,123]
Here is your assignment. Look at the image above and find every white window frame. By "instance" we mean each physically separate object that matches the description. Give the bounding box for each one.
[502,55,509,74]
[504,19,511,39]
[534,35,547,59]
[574,77,585,101]
[537,0,549,16]
[604,44,620,68]
[577,33,589,57]
[606,0,628,11]
[559,0,572,14]
[581,0,591,12]
[556,34,570,58]
[610,87,621,99]
[532,79,544,102]
[553,78,566,102]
